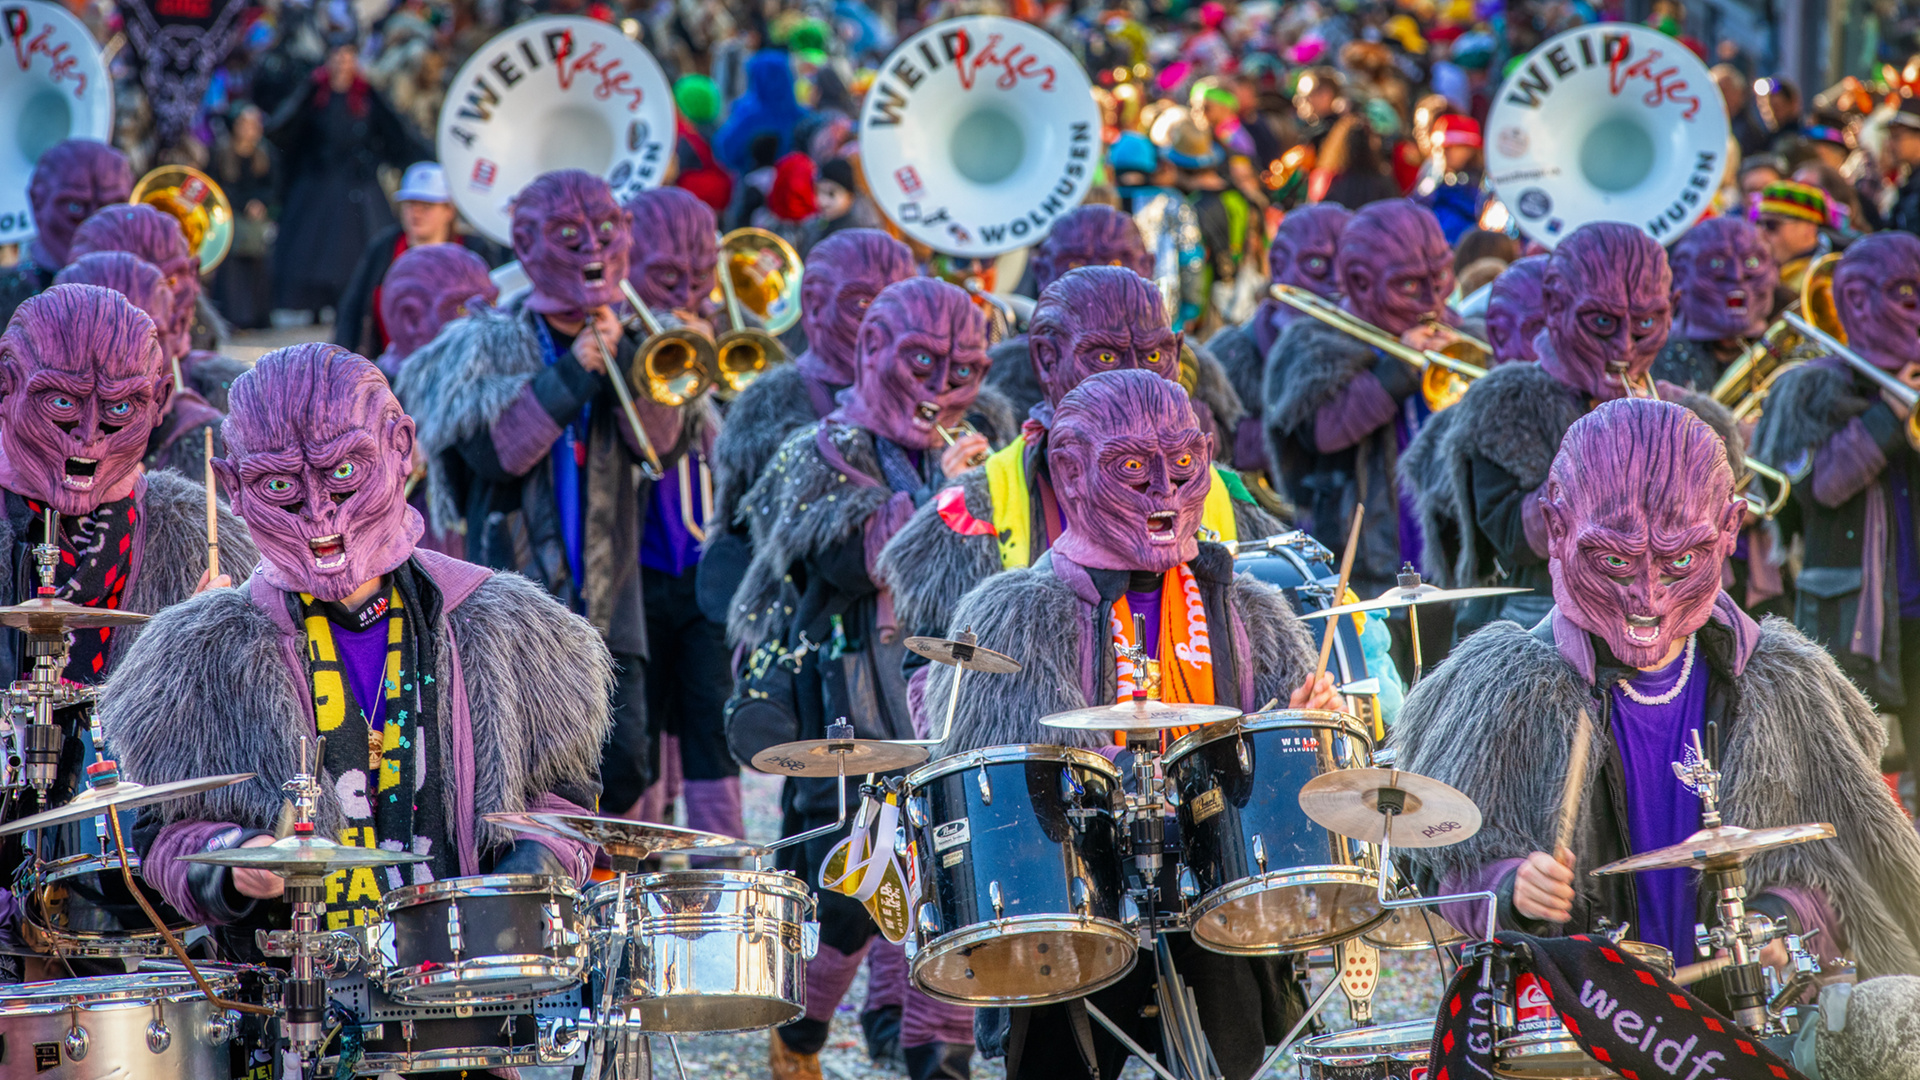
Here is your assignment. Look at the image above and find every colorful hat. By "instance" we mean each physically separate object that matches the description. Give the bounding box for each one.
[1430,114,1482,149]
[1751,180,1833,227]
[673,74,720,125]
[1109,131,1160,176]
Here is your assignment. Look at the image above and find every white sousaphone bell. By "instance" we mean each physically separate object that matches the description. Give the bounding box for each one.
[857,15,1102,260]
[1484,23,1730,249]
[0,3,112,247]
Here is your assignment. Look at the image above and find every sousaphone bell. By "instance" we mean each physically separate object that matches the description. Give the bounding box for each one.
[131,164,234,272]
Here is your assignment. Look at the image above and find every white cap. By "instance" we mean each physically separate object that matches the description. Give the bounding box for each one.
[395,162,451,204]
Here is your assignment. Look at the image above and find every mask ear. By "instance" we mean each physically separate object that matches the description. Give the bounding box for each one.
[210,456,240,501]
[858,314,889,367]
[1717,495,1747,551]
[1838,274,1874,326]
[388,412,417,466]
[1029,333,1062,399]
[1540,481,1571,550]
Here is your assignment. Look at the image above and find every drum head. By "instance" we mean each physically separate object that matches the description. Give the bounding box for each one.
[1298,1019,1433,1073]
[1363,906,1468,951]
[1188,870,1385,954]
[913,919,1136,1005]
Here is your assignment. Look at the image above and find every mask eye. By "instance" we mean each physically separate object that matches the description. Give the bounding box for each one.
[1123,459,1144,471]
[558,224,581,244]
[1585,312,1620,336]
[598,220,616,240]
[1744,256,1761,271]
[953,364,973,380]
[48,395,74,410]
[266,478,293,495]
[1634,315,1657,334]
[1304,256,1328,274]
[331,462,355,481]
[1709,257,1726,270]
[912,353,933,369]
[64,200,86,217]
[1097,351,1118,364]
[1175,453,1192,467]
[105,401,132,418]
[1398,278,1422,296]
[1901,283,1918,300]
[1601,553,1630,572]
[1669,552,1695,571]
[1146,350,1163,364]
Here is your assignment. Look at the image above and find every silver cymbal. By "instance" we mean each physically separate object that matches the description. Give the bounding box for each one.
[1298,767,1483,847]
[0,773,255,837]
[1039,699,1244,733]
[1297,584,1532,621]
[904,634,1021,673]
[485,811,742,860]
[182,834,428,875]
[0,595,153,631]
[750,739,932,777]
[1591,823,1835,875]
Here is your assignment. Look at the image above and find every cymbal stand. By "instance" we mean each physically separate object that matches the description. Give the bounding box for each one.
[906,631,979,748]
[8,509,81,798]
[1396,564,1430,686]
[265,737,340,1063]
[763,719,867,854]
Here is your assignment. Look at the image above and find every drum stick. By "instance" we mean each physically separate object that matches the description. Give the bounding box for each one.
[204,428,220,581]
[1553,708,1594,856]
[1316,506,1365,680]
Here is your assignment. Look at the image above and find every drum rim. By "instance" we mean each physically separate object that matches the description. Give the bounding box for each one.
[1162,709,1372,764]
[335,1043,548,1074]
[382,873,581,912]
[911,915,1138,1006]
[584,867,816,908]
[382,954,590,1004]
[622,992,806,1035]
[907,743,1122,788]
[1185,865,1389,954]
[1296,1018,1434,1061]
[0,968,240,1012]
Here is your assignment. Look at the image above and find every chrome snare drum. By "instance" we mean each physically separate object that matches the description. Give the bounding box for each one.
[19,852,196,958]
[0,966,244,1078]
[1494,940,1674,1078]
[1296,1019,1433,1078]
[586,868,817,1033]
[905,745,1135,1006]
[1164,710,1387,954]
[378,874,588,1004]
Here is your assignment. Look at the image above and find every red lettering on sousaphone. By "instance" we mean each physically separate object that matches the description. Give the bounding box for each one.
[954,32,1056,93]
[4,8,86,96]
[551,31,647,111]
[1606,38,1701,120]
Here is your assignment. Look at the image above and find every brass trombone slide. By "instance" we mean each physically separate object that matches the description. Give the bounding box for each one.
[1270,284,1488,410]
[1743,458,1791,519]
[1783,311,1920,447]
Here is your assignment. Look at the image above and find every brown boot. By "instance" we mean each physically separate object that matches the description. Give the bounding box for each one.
[771,1029,824,1080]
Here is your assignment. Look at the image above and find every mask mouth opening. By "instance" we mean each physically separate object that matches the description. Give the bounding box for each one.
[308,533,348,568]
[1146,511,1178,542]
[583,261,606,286]
[1625,613,1662,644]
[914,401,940,425]
[1725,290,1748,313]
[63,457,98,489]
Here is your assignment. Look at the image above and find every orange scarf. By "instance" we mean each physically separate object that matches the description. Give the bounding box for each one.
[1109,563,1214,745]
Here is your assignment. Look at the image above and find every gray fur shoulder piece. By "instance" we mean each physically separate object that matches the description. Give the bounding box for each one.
[877,467,999,641]
[1749,359,1864,470]
[185,351,252,412]
[712,364,824,528]
[1264,316,1377,437]
[970,383,1021,447]
[932,566,1107,756]
[1189,341,1246,434]
[1229,571,1316,707]
[984,335,1041,421]
[118,469,258,660]
[1204,321,1265,421]
[1444,362,1585,488]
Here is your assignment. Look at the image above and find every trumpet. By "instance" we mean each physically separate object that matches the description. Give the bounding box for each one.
[1742,458,1792,519]
[617,279,719,407]
[936,420,989,468]
[1783,310,1920,448]
[1270,284,1489,411]
[712,228,804,395]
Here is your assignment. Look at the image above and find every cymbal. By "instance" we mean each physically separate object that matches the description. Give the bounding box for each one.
[0,772,254,837]
[182,834,427,875]
[650,841,773,859]
[0,595,152,630]
[485,812,742,860]
[1298,768,1483,848]
[904,634,1021,673]
[750,739,931,777]
[1591,823,1836,875]
[1039,699,1244,733]
[1297,584,1532,621]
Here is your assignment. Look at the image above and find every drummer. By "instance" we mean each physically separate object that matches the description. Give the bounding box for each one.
[102,344,609,954]
[1394,398,1920,983]
[931,369,1339,1080]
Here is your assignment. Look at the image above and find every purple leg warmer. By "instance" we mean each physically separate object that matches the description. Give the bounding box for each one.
[902,986,975,1049]
[865,938,909,1012]
[683,777,743,868]
[804,941,872,1023]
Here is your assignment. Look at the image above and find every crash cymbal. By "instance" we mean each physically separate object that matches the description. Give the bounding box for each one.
[182,834,428,875]
[1298,767,1483,848]
[1298,584,1532,621]
[0,772,254,837]
[750,739,931,777]
[1039,699,1244,733]
[1591,823,1835,875]
[485,811,742,861]
[904,632,1021,673]
[0,595,152,630]
[650,841,774,860]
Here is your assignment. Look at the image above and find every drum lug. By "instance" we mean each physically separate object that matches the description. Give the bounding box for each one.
[1059,766,1084,802]
[1119,893,1141,929]
[989,880,1004,920]
[802,920,821,959]
[1250,834,1267,873]
[65,1023,89,1061]
[446,899,464,957]
[893,827,911,860]
[542,901,569,949]
[976,766,992,805]
[1236,736,1252,774]
[206,1010,241,1047]
[146,1017,172,1055]
[1070,876,1091,915]
[906,795,929,829]
[1179,868,1200,901]
[917,903,942,938]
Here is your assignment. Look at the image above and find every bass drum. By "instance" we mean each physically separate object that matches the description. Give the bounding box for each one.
[1233,536,1371,691]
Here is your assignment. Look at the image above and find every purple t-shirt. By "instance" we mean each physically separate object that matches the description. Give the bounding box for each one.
[1607,640,1707,958]
[1125,589,1163,660]
[333,621,390,732]
[1394,395,1429,565]
[1890,462,1920,618]
[641,456,705,577]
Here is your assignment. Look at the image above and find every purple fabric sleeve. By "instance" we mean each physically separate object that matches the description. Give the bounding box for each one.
[1520,479,1553,559]
[146,820,247,925]
[1313,371,1400,454]
[1439,858,1525,939]
[490,385,566,477]
[907,665,932,739]
[522,792,598,884]
[1234,416,1267,471]
[1810,417,1890,509]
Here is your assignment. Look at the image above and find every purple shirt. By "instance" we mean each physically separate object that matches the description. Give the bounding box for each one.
[1608,640,1707,958]
[1891,461,1920,618]
[1125,589,1163,660]
[1394,394,1429,565]
[641,455,706,577]
[334,621,390,732]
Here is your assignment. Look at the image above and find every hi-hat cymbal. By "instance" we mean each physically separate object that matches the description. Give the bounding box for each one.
[1591,823,1835,875]
[0,772,254,836]
[0,595,152,631]
[1298,768,1483,847]
[1039,699,1244,733]
[1298,584,1531,621]
[182,834,428,875]
[904,634,1021,673]
[750,739,931,777]
[485,811,742,860]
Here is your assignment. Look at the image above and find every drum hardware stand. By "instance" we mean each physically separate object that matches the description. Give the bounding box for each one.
[1220,530,1334,565]
[761,719,869,855]
[1335,937,1380,1025]
[907,628,982,747]
[9,509,83,798]
[1395,565,1431,685]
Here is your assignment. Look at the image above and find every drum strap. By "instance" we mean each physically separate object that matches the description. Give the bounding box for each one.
[819,793,919,943]
[1065,998,1101,1079]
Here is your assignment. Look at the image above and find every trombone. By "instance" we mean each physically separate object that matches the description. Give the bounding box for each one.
[1270,284,1490,410]
[712,228,804,395]
[1782,310,1920,447]
[131,165,233,272]
[1712,252,1840,417]
[1743,458,1791,519]
[617,278,718,407]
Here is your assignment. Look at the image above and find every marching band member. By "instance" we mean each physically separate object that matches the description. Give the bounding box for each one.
[397,168,699,818]
[373,242,498,379]
[1752,180,1834,295]
[624,185,719,316]
[930,369,1334,1080]
[1751,232,1920,783]
[1652,215,1779,391]
[105,343,608,952]
[0,139,133,326]
[731,276,992,1080]
[878,266,1279,652]
[1482,254,1547,366]
[1395,397,1920,980]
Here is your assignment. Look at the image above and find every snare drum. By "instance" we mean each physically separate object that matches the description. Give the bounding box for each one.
[1164,710,1387,954]
[1494,941,1674,1078]
[905,745,1135,1006]
[0,966,244,1078]
[379,874,588,1004]
[18,852,197,958]
[586,868,816,1033]
[1296,1020,1434,1078]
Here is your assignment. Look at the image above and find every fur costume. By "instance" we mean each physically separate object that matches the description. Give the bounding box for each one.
[1393,610,1920,980]
[713,362,836,530]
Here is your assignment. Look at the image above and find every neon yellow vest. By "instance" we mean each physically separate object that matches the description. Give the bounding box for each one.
[984,432,1241,570]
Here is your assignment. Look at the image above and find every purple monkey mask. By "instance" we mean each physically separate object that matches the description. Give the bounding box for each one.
[795,229,917,387]
[830,278,990,450]
[623,187,718,313]
[1029,206,1154,294]
[511,170,633,320]
[0,285,170,515]
[1834,232,1920,372]
[1047,369,1213,573]
[1270,204,1352,296]
[1030,267,1181,419]
[217,344,423,601]
[1336,199,1455,336]
[54,253,177,344]
[1542,398,1743,670]
[68,205,199,361]
[1669,216,1775,342]
[27,139,134,269]
[1485,255,1547,365]
[1536,223,1672,401]
[380,244,500,365]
